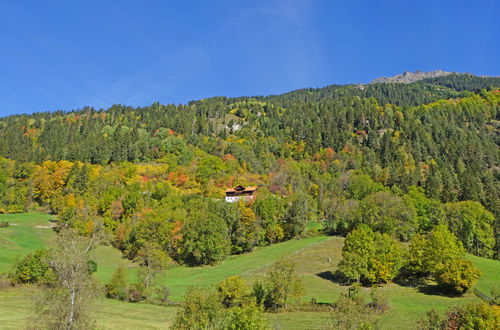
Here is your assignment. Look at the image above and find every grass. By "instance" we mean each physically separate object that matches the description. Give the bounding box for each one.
[0,213,56,273]
[0,213,136,282]
[160,235,327,300]
[0,287,177,330]
[1,213,499,329]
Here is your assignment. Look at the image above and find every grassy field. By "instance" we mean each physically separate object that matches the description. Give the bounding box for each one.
[0,213,136,283]
[0,213,499,329]
[160,235,327,300]
[0,213,56,273]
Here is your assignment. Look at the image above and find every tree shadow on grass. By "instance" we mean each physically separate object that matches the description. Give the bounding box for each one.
[316,271,350,286]
[393,276,462,298]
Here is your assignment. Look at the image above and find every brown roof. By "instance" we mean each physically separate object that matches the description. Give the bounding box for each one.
[225,185,258,193]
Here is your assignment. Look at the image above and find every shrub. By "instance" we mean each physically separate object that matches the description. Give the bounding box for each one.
[450,302,500,329]
[128,282,146,302]
[255,259,304,311]
[330,287,379,330]
[172,286,267,330]
[9,249,54,285]
[105,265,129,300]
[421,302,500,330]
[217,276,252,308]
[368,287,390,313]
[435,259,481,294]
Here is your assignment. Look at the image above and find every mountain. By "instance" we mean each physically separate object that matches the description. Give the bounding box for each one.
[371,70,454,84]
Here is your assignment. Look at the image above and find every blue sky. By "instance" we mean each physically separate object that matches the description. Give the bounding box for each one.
[0,0,498,116]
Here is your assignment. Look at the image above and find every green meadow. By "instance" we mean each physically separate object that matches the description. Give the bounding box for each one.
[0,213,498,329]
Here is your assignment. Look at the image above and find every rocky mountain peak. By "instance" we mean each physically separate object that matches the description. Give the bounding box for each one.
[371,70,455,84]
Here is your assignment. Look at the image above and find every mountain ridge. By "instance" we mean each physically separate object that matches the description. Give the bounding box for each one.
[370,70,455,84]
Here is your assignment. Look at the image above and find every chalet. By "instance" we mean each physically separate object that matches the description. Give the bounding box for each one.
[225,185,258,203]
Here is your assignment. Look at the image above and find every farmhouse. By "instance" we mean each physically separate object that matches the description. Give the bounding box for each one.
[225,185,258,203]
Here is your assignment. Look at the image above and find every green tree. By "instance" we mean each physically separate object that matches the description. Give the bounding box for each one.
[338,225,403,284]
[105,265,129,300]
[217,276,252,308]
[354,191,416,241]
[255,258,304,310]
[283,191,317,238]
[404,186,444,233]
[406,225,465,276]
[443,201,495,258]
[435,259,481,294]
[136,242,171,289]
[179,210,231,265]
[172,286,266,330]
[346,173,385,200]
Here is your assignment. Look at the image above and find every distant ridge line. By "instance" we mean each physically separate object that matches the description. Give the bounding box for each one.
[370,70,456,84]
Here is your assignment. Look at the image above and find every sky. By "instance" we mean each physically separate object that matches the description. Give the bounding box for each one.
[0,0,498,116]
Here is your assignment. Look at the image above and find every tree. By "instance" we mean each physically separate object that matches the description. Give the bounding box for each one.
[405,225,480,295]
[346,173,385,200]
[217,276,252,308]
[338,225,403,284]
[443,201,495,258]
[406,225,465,276]
[435,259,481,294]
[172,286,266,330]
[136,242,171,289]
[420,302,500,330]
[105,265,129,300]
[283,191,316,238]
[353,191,416,241]
[32,228,100,330]
[252,190,285,244]
[255,258,304,310]
[179,210,231,265]
[404,186,444,233]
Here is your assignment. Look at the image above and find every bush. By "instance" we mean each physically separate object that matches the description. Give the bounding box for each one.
[0,221,9,228]
[172,286,267,330]
[253,259,304,311]
[420,302,500,330]
[105,265,129,300]
[368,287,390,313]
[128,282,146,302]
[330,287,379,330]
[9,249,54,285]
[218,276,252,308]
[105,265,147,303]
[435,259,481,294]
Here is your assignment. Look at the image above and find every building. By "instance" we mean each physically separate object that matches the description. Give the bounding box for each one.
[225,185,258,203]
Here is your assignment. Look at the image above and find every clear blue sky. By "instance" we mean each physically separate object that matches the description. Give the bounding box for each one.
[0,0,498,116]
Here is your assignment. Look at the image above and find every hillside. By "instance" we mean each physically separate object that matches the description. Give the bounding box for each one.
[0,74,499,329]
[1,213,498,329]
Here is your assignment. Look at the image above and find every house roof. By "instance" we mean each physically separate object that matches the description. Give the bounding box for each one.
[225,185,258,193]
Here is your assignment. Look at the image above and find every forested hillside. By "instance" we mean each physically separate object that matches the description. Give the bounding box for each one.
[0,74,499,265]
